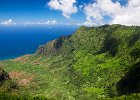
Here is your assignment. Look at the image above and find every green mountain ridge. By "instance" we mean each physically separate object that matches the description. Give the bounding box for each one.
[0,24,140,99]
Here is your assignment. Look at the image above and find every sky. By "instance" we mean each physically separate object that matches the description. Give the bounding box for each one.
[0,0,140,26]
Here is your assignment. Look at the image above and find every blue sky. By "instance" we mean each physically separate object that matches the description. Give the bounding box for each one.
[0,0,139,26]
[0,0,86,23]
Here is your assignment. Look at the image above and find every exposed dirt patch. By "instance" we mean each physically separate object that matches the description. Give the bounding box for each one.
[14,54,31,62]
[14,57,22,61]
[18,75,34,86]
[9,71,35,86]
[31,56,42,65]
[9,71,24,79]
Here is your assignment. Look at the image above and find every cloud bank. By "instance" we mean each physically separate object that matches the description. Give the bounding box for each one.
[24,20,57,26]
[1,19,16,26]
[48,0,78,19]
[83,0,140,26]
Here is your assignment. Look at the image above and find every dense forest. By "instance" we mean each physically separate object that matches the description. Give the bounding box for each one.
[0,24,140,99]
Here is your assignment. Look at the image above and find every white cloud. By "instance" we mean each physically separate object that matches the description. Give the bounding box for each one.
[48,0,78,19]
[24,20,57,26]
[1,19,16,26]
[83,3,105,26]
[36,20,57,25]
[83,0,140,26]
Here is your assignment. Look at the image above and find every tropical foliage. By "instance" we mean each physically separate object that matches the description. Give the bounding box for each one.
[0,24,140,99]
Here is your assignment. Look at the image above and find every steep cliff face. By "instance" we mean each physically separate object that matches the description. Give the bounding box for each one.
[36,24,140,57]
[36,36,68,55]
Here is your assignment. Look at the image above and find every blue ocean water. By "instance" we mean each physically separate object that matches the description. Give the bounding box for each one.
[0,25,78,60]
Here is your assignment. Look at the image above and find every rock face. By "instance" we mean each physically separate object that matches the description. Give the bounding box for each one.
[0,68,10,83]
[36,36,67,55]
[36,45,46,55]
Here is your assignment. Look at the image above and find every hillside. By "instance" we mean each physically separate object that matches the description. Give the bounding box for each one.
[0,24,140,99]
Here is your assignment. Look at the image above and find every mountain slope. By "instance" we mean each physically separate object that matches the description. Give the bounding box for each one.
[1,24,140,99]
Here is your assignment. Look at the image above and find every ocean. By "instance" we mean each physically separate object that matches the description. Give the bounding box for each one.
[0,25,78,60]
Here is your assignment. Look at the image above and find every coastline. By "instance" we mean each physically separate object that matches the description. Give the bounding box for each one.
[0,53,32,61]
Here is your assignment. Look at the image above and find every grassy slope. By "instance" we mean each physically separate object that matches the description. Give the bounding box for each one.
[0,25,140,99]
[2,55,74,100]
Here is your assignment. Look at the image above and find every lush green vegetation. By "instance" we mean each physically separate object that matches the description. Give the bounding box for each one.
[0,92,48,100]
[0,24,140,99]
